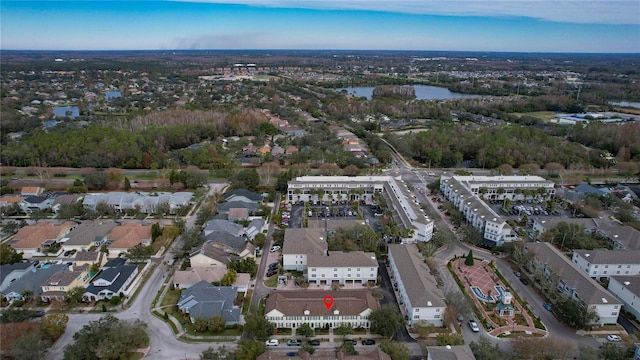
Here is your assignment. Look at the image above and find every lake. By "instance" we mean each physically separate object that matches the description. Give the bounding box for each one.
[336,85,483,100]
[609,101,640,109]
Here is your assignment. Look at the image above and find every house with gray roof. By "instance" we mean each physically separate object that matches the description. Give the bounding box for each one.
[217,201,259,215]
[19,195,55,213]
[388,244,446,326]
[83,191,193,214]
[307,251,378,286]
[62,220,117,252]
[0,262,35,293]
[177,280,241,325]
[223,189,263,203]
[282,228,327,271]
[244,219,266,240]
[2,264,67,302]
[84,265,138,301]
[526,242,622,325]
[572,249,640,281]
[203,219,244,238]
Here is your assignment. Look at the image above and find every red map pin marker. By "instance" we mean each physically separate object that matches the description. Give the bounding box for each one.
[323,295,334,310]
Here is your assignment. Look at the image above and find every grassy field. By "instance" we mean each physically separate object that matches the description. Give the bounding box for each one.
[161,288,181,308]
[512,111,557,122]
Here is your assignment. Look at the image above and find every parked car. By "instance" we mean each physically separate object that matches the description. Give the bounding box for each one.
[607,335,622,342]
[270,246,281,253]
[268,262,279,270]
[287,339,302,346]
[265,339,279,346]
[266,269,278,277]
[286,352,298,356]
[361,339,376,345]
[344,339,357,345]
[308,339,320,346]
[468,319,480,332]
[514,271,521,277]
[519,278,529,285]
[33,310,46,318]
[543,303,552,311]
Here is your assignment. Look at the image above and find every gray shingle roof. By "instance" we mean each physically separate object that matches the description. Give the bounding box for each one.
[203,220,244,237]
[177,281,240,325]
[203,231,247,253]
[609,276,640,296]
[217,201,259,213]
[223,188,263,202]
[64,220,117,246]
[265,289,378,317]
[84,265,137,298]
[526,242,619,306]
[426,345,476,360]
[283,228,327,255]
[388,244,445,308]
[307,251,377,268]
[3,264,67,298]
[573,249,640,265]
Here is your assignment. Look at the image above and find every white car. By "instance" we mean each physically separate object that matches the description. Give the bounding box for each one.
[269,246,281,253]
[606,335,622,342]
[265,339,279,346]
[468,320,480,332]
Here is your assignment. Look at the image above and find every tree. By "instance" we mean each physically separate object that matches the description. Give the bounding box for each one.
[228,257,258,278]
[465,249,475,266]
[335,323,353,339]
[10,332,50,360]
[200,345,232,360]
[509,337,575,360]
[469,335,503,360]
[0,307,38,323]
[436,333,464,346]
[208,316,226,333]
[84,171,108,190]
[234,340,265,360]
[576,344,599,360]
[554,296,599,330]
[297,323,314,338]
[253,233,266,249]
[233,169,260,191]
[0,242,23,264]
[125,244,154,263]
[151,223,162,241]
[40,313,69,341]
[221,270,238,286]
[124,176,131,191]
[259,161,280,185]
[379,340,410,360]
[444,290,473,319]
[300,342,316,355]
[369,305,406,339]
[598,342,627,360]
[336,342,358,356]
[243,310,274,340]
[63,314,148,360]
[66,286,86,306]
[68,179,88,194]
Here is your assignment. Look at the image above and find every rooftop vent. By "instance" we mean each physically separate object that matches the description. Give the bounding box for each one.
[624,281,631,286]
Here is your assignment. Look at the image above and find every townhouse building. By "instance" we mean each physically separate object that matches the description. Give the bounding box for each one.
[388,244,446,326]
[607,276,640,321]
[572,249,640,281]
[526,242,622,325]
[282,228,327,271]
[264,289,378,330]
[440,175,555,246]
[306,251,378,286]
[287,176,433,243]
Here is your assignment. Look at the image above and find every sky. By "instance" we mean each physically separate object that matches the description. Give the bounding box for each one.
[1,1,639,53]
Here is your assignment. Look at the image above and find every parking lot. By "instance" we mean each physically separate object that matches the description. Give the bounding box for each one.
[288,202,384,233]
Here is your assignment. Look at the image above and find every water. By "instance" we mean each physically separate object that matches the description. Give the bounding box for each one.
[336,85,483,100]
[609,101,640,109]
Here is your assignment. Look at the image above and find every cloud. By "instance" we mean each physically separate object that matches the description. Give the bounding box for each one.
[171,0,640,25]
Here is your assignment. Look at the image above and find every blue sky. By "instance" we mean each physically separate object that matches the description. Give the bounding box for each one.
[1,1,638,53]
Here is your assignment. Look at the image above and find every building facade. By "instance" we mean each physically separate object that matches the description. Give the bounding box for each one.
[572,249,640,281]
[307,251,378,286]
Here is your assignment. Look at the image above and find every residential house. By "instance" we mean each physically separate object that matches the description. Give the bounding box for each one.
[173,267,250,292]
[52,105,80,119]
[257,349,391,360]
[177,280,241,325]
[0,262,35,293]
[427,345,476,360]
[271,145,285,157]
[19,195,55,213]
[526,242,622,325]
[74,251,108,268]
[10,221,77,258]
[2,264,67,302]
[264,289,379,329]
[20,187,44,197]
[388,244,446,326]
[244,218,266,241]
[107,222,152,258]
[62,220,117,252]
[40,265,92,302]
[285,145,298,155]
[280,125,306,137]
[84,265,138,301]
[572,249,640,281]
[217,201,259,215]
[83,191,193,214]
[306,251,378,286]
[203,230,255,259]
[0,194,22,209]
[282,228,327,271]
[223,189,263,203]
[228,208,249,222]
[52,194,84,213]
[189,241,237,268]
[607,276,640,321]
[203,219,244,238]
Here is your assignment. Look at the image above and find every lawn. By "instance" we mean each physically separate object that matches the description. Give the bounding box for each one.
[161,288,182,308]
[264,275,278,287]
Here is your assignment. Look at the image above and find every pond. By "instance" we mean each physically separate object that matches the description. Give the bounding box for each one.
[608,101,640,109]
[335,85,483,100]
